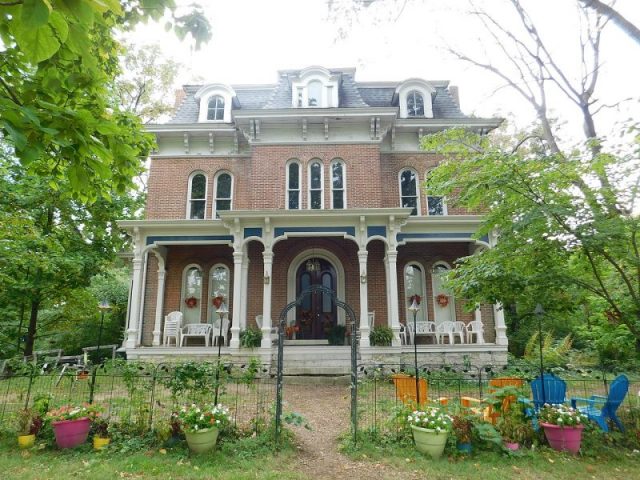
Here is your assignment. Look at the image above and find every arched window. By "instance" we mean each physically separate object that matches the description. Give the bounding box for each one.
[399,169,419,215]
[187,172,207,219]
[330,160,345,209]
[406,90,424,117]
[181,265,203,324]
[287,160,301,209]
[431,262,455,325]
[308,160,323,209]
[425,170,446,215]
[307,80,322,107]
[214,172,233,218]
[207,95,225,120]
[208,264,230,323]
[404,263,427,323]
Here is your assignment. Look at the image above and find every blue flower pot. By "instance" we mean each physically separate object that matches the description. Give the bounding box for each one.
[457,442,472,453]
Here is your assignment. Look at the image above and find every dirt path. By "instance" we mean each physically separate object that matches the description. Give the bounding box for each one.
[284,384,420,480]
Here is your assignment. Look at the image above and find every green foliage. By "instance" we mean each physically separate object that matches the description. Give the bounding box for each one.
[524,332,573,368]
[369,325,394,346]
[159,361,226,402]
[240,327,263,349]
[327,324,346,345]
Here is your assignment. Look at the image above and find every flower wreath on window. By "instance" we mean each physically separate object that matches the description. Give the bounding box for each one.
[409,294,422,305]
[212,296,225,309]
[185,297,198,308]
[436,293,449,308]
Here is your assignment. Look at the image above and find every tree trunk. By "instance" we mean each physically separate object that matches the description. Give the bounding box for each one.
[23,297,40,357]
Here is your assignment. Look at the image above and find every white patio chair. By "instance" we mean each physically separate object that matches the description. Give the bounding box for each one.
[466,320,485,344]
[368,311,375,328]
[414,321,436,344]
[399,324,408,345]
[435,321,455,345]
[181,323,213,347]
[453,321,467,344]
[212,316,230,346]
[163,311,183,346]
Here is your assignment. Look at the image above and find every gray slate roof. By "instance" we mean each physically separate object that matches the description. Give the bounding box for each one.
[169,69,466,124]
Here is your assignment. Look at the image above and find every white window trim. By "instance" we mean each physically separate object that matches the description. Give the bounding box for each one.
[399,168,421,215]
[308,160,324,210]
[291,67,340,108]
[397,79,435,119]
[330,159,346,209]
[195,84,235,123]
[286,159,301,210]
[207,263,231,324]
[186,171,208,220]
[404,261,429,323]
[181,264,203,322]
[213,170,234,219]
[425,170,448,216]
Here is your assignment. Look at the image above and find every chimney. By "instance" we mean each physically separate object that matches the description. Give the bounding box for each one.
[174,88,186,109]
[449,86,460,109]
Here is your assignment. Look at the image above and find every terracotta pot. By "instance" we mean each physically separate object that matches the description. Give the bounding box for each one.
[52,417,91,449]
[411,425,449,459]
[18,434,35,449]
[185,427,219,453]
[93,436,110,451]
[540,423,584,454]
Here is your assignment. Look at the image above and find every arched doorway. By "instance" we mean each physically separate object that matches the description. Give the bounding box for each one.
[431,261,456,324]
[295,259,336,339]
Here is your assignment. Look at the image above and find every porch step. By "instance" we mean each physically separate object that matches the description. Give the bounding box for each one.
[283,339,329,346]
[275,345,354,375]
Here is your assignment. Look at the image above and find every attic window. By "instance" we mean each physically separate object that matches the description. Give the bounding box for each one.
[207,96,225,120]
[407,91,424,117]
[291,67,340,109]
[308,81,322,107]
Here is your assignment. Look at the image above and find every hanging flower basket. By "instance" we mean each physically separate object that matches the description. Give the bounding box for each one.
[436,294,449,308]
[185,297,198,309]
[409,294,422,305]
[212,296,224,309]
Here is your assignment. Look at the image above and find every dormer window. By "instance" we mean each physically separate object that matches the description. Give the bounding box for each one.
[207,96,225,120]
[291,66,340,109]
[308,81,322,107]
[407,91,424,117]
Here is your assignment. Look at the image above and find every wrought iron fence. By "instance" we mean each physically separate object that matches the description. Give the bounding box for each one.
[0,361,276,435]
[354,362,640,441]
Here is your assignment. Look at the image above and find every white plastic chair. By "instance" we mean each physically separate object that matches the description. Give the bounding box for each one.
[453,321,467,344]
[414,321,436,344]
[435,321,455,345]
[181,323,213,347]
[399,324,408,345]
[368,311,375,328]
[212,316,229,346]
[163,311,183,346]
[466,320,485,344]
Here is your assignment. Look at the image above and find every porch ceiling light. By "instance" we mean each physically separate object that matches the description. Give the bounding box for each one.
[306,258,321,272]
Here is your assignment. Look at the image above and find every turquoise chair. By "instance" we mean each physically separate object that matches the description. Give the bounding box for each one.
[570,374,629,432]
[531,373,567,410]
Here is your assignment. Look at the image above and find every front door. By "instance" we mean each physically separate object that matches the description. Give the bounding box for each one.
[295,259,337,340]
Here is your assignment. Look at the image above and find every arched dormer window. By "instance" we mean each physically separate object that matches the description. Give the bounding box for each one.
[291,66,340,108]
[396,79,435,119]
[213,171,233,218]
[286,160,301,209]
[195,84,236,123]
[207,96,225,120]
[308,160,324,209]
[399,169,420,216]
[425,170,446,215]
[330,159,345,209]
[406,90,424,117]
[187,172,207,219]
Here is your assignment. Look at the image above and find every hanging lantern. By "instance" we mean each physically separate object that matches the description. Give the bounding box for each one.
[306,257,321,272]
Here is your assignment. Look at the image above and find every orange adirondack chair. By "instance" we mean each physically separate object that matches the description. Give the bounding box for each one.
[462,377,524,423]
[392,373,428,406]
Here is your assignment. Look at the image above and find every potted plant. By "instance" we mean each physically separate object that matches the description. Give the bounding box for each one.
[175,403,230,453]
[156,413,183,448]
[407,406,453,459]
[239,327,263,348]
[92,418,111,450]
[46,404,101,449]
[369,325,394,346]
[328,325,346,345]
[15,408,43,449]
[496,404,532,451]
[452,415,473,453]
[539,403,588,454]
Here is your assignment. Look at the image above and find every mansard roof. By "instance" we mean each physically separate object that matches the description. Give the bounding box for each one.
[168,67,466,124]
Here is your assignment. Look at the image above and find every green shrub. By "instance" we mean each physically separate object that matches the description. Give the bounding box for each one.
[370,326,393,346]
[328,325,346,345]
[240,327,263,348]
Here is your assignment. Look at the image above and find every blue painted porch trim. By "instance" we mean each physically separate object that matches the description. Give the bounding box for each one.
[146,235,234,245]
[244,227,263,239]
[274,226,356,237]
[367,226,386,238]
[397,232,482,242]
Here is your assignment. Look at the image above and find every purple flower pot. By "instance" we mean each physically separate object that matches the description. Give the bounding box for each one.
[540,423,584,454]
[52,417,91,449]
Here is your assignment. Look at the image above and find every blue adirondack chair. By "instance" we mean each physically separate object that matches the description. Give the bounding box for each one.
[531,373,567,411]
[570,374,629,432]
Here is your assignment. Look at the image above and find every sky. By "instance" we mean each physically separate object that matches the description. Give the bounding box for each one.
[127,0,640,138]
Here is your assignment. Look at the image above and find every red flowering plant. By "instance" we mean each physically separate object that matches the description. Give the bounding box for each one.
[46,404,102,422]
[174,403,230,434]
[185,297,198,308]
[285,325,300,339]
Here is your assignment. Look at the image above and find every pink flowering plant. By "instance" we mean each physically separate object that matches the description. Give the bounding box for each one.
[174,403,230,434]
[539,404,588,427]
[407,406,453,433]
[46,404,102,422]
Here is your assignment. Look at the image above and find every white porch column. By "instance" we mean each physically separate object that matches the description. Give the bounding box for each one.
[126,254,144,349]
[151,248,167,346]
[474,305,485,344]
[384,249,402,346]
[261,249,274,348]
[240,252,250,331]
[358,249,371,348]
[229,251,244,349]
[493,303,508,345]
